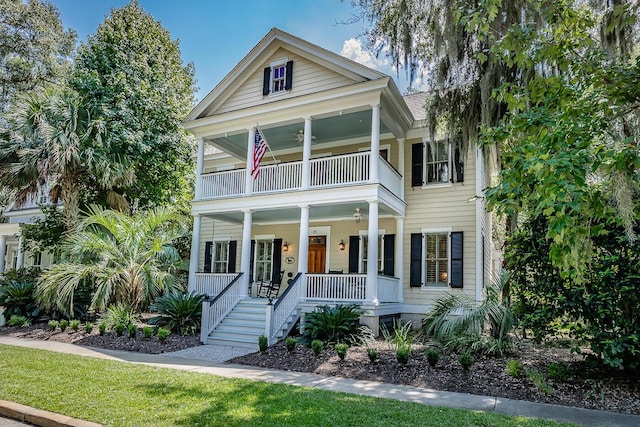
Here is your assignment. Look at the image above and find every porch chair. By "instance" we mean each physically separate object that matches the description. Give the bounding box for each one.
[257,270,285,299]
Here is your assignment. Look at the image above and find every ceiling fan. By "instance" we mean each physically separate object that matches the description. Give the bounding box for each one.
[292,129,316,143]
[354,208,362,224]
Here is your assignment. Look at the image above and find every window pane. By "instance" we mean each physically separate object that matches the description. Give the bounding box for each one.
[438,260,448,283]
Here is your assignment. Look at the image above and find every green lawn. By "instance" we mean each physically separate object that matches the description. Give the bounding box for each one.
[0,344,571,427]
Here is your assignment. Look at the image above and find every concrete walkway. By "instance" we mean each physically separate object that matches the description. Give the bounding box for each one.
[1,336,639,427]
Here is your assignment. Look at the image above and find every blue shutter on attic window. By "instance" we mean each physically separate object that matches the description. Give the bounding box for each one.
[263,67,271,95]
[284,60,293,90]
[450,232,463,288]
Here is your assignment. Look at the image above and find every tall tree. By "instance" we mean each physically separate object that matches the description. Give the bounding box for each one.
[0,0,76,111]
[70,1,197,211]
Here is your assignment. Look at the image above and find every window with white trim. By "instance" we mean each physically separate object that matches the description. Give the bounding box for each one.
[410,230,463,288]
[411,140,464,187]
[212,241,229,273]
[360,235,383,273]
[425,233,448,285]
[254,240,273,282]
[426,141,449,184]
[271,63,286,93]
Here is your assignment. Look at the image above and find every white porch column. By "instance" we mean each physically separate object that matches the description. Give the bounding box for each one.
[366,200,379,305]
[369,104,381,182]
[395,217,404,303]
[297,205,310,274]
[194,137,205,199]
[398,138,405,199]
[0,235,6,274]
[301,118,312,190]
[245,126,255,195]
[240,209,253,297]
[188,214,202,291]
[16,235,24,269]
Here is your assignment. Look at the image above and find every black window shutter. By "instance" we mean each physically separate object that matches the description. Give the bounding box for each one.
[383,234,395,276]
[410,233,422,287]
[271,239,282,283]
[454,146,464,183]
[284,60,293,90]
[204,241,213,273]
[250,239,255,282]
[450,232,463,288]
[227,240,237,273]
[348,235,359,273]
[262,67,271,95]
[411,143,424,187]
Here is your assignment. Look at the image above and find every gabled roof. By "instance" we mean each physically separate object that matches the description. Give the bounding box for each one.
[185,28,388,122]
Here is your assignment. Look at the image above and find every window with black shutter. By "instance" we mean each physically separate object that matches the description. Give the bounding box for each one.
[228,240,237,273]
[409,233,422,287]
[411,143,424,187]
[204,241,213,273]
[271,239,283,283]
[262,60,293,95]
[382,234,395,276]
[450,232,463,288]
[348,235,359,273]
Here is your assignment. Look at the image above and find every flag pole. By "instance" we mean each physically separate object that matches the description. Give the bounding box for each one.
[256,123,278,165]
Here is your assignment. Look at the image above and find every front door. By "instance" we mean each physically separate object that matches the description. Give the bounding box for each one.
[308,235,326,273]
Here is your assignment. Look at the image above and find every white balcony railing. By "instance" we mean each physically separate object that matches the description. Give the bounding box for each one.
[198,151,402,200]
[191,273,237,297]
[306,273,367,301]
[377,275,400,303]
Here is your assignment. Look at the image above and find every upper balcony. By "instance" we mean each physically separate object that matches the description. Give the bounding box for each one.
[197,150,402,201]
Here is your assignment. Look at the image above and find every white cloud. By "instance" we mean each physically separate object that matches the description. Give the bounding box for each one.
[340,38,388,69]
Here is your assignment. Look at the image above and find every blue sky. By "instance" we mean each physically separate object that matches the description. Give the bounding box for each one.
[50,1,412,101]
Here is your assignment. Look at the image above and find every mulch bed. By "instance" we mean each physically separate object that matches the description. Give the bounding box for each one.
[2,323,639,415]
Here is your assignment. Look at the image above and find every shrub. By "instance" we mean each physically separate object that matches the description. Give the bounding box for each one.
[525,367,553,395]
[98,322,106,336]
[458,352,474,372]
[311,339,324,356]
[59,319,69,332]
[335,343,348,361]
[0,268,41,319]
[149,292,205,336]
[547,362,568,382]
[367,347,378,363]
[84,322,94,334]
[506,360,524,378]
[128,323,137,338]
[258,335,268,352]
[302,304,363,343]
[157,327,171,342]
[7,315,30,327]
[285,337,297,353]
[48,320,59,331]
[99,304,139,330]
[142,326,154,339]
[114,322,125,336]
[425,348,441,368]
[382,319,414,351]
[396,344,410,365]
[69,320,80,332]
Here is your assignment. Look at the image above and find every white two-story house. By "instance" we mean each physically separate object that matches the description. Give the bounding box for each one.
[184,28,496,348]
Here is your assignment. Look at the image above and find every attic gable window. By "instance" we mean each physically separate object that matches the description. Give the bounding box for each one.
[263,60,293,96]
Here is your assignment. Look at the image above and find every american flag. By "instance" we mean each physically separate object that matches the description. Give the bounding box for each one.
[251,126,269,179]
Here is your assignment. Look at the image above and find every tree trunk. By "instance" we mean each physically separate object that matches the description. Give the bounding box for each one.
[61,176,80,230]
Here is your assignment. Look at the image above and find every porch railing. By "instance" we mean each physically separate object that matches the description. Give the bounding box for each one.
[201,169,245,198]
[377,275,400,303]
[306,273,367,301]
[267,272,302,343]
[200,272,245,343]
[309,151,369,188]
[379,157,403,196]
[192,273,238,298]
[254,162,302,193]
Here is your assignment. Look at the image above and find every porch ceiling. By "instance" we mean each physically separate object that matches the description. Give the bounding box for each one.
[207,110,391,158]
[207,202,395,225]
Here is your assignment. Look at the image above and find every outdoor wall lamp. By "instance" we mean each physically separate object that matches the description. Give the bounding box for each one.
[283,241,289,252]
[338,240,345,251]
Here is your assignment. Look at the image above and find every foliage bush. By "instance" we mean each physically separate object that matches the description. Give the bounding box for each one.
[98,322,106,336]
[258,335,268,352]
[507,216,640,370]
[311,339,324,356]
[59,319,68,332]
[506,360,524,378]
[396,344,410,365]
[425,348,441,368]
[48,320,59,330]
[156,327,170,342]
[142,326,154,339]
[381,319,414,351]
[7,315,30,327]
[547,362,568,382]
[525,367,553,395]
[334,343,348,361]
[302,304,362,344]
[285,337,297,353]
[84,322,94,334]
[128,323,137,338]
[367,347,378,363]
[149,292,204,336]
[458,353,474,372]
[99,304,139,330]
[69,320,80,332]
[114,323,125,336]
[0,268,42,319]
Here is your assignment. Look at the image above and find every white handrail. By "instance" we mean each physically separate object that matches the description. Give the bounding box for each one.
[192,273,237,297]
[200,273,244,341]
[379,157,403,196]
[377,275,400,303]
[200,169,245,199]
[306,274,366,301]
[254,162,302,193]
[269,272,303,342]
[310,151,369,188]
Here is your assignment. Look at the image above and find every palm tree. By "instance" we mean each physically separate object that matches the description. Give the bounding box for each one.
[36,206,187,316]
[0,86,133,229]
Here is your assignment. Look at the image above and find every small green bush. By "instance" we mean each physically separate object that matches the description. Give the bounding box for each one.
[382,319,414,351]
[84,322,94,334]
[149,292,205,336]
[425,348,441,368]
[458,352,474,372]
[526,367,554,395]
[128,323,137,338]
[100,304,139,330]
[547,362,568,382]
[48,320,59,331]
[335,343,348,361]
[302,304,363,343]
[311,339,324,356]
[7,315,30,327]
[506,360,524,378]
[114,322,125,336]
[157,327,171,342]
[58,319,69,332]
[367,347,378,363]
[69,320,80,332]
[0,267,41,319]
[98,322,106,336]
[396,344,410,365]
[258,335,268,352]
[285,337,297,353]
[142,326,154,339]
